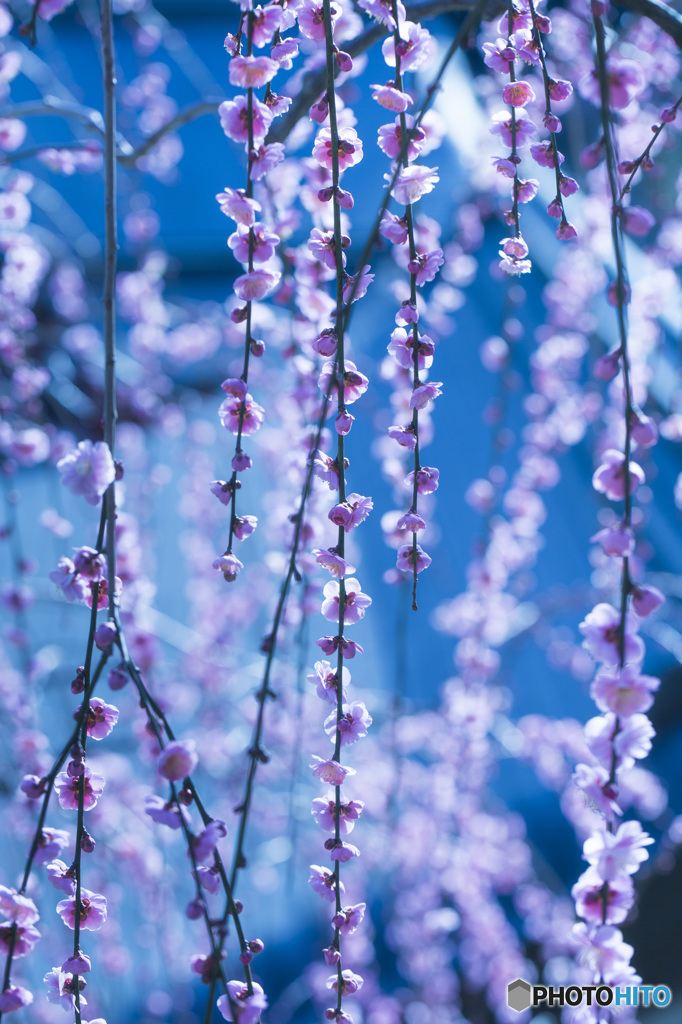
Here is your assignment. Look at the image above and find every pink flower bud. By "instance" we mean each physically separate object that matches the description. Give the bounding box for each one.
[157,740,198,782]
[594,349,621,381]
[631,584,664,617]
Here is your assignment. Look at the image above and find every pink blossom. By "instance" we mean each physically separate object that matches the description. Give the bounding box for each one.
[407,248,444,285]
[233,269,280,301]
[631,584,664,618]
[311,794,364,834]
[530,141,563,168]
[316,635,364,659]
[55,766,105,812]
[229,55,278,89]
[34,828,70,867]
[579,58,645,110]
[234,515,257,541]
[397,511,426,532]
[57,440,115,506]
[517,178,539,203]
[327,969,364,995]
[271,38,298,66]
[310,756,356,785]
[0,118,25,152]
[318,360,368,405]
[218,393,265,435]
[78,696,119,740]
[382,21,435,72]
[0,986,34,1013]
[370,83,412,112]
[298,0,339,38]
[407,466,440,494]
[210,481,235,506]
[252,4,283,45]
[378,116,425,162]
[308,661,350,704]
[249,142,284,180]
[145,794,191,830]
[228,223,279,265]
[388,425,417,450]
[380,210,409,245]
[410,381,443,410]
[216,188,261,226]
[583,821,654,881]
[388,328,434,371]
[482,40,515,74]
[313,127,363,172]
[396,543,432,573]
[579,603,644,666]
[594,349,620,381]
[556,220,578,241]
[332,903,366,936]
[324,701,372,745]
[321,578,372,624]
[62,952,91,974]
[217,981,268,1024]
[0,922,40,958]
[48,557,89,603]
[358,0,404,28]
[572,762,622,820]
[590,665,660,716]
[218,96,272,146]
[309,227,345,271]
[213,553,244,581]
[572,866,634,924]
[313,548,356,578]
[342,265,374,304]
[592,449,645,500]
[548,78,573,102]
[390,165,439,205]
[490,111,537,148]
[191,821,228,865]
[502,80,535,107]
[0,887,39,925]
[559,175,579,196]
[309,865,344,902]
[56,889,107,930]
[590,524,634,557]
[46,860,76,895]
[157,739,198,781]
[630,410,658,448]
[193,866,221,894]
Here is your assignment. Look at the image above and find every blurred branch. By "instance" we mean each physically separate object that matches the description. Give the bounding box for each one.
[615,0,682,47]
[118,99,221,167]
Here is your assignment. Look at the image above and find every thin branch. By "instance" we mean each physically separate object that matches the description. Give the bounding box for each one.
[118,100,222,168]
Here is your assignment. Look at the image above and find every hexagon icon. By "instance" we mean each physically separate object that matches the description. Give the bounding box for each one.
[507,979,532,1012]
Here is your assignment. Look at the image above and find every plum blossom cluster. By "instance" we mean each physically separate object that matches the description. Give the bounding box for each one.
[371,0,441,607]
[483,0,578,272]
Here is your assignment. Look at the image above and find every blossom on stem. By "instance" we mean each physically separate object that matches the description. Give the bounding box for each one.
[309,865,345,902]
[324,701,372,745]
[321,578,372,625]
[57,441,115,506]
[157,739,198,781]
[310,755,356,785]
[56,889,107,930]
[579,603,644,666]
[592,450,645,500]
[55,765,105,811]
[216,981,268,1024]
